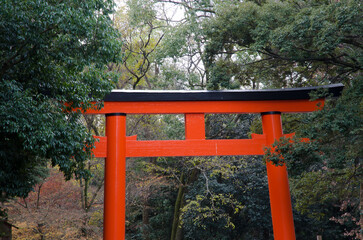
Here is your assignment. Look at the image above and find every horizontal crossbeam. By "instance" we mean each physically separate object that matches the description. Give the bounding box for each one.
[127,139,265,157]
[92,133,298,158]
[92,135,264,157]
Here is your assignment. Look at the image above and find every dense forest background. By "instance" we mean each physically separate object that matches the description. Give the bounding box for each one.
[0,0,362,239]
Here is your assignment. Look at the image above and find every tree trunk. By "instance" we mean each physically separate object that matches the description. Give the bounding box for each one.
[360,182,363,239]
[171,173,185,240]
[142,201,150,240]
[36,183,43,209]
[175,193,185,240]
[84,177,89,212]
[36,223,44,240]
[79,178,85,210]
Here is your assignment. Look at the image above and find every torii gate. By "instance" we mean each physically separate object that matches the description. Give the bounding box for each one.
[84,84,343,240]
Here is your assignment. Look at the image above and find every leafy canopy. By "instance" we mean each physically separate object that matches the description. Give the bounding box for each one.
[203,0,362,89]
[0,0,122,200]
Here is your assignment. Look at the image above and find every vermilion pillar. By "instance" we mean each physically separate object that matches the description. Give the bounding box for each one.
[104,113,127,240]
[262,112,296,240]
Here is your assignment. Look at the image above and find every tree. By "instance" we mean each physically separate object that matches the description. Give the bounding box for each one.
[109,0,165,90]
[202,0,362,88]
[0,0,122,209]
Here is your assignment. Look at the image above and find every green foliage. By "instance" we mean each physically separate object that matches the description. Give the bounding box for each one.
[181,157,274,240]
[266,77,362,171]
[181,157,244,229]
[153,64,201,90]
[146,187,175,239]
[263,135,323,175]
[203,0,362,87]
[291,168,360,239]
[125,180,175,240]
[0,0,122,200]
[263,77,362,238]
[206,114,256,139]
[113,0,165,90]
[127,0,156,27]
[303,77,362,169]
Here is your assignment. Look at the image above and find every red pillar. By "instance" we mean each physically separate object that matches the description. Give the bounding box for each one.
[104,113,126,240]
[262,112,296,240]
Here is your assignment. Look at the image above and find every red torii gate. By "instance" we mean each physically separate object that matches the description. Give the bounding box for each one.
[84,84,343,240]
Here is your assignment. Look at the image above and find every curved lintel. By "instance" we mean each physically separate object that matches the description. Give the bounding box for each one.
[104,84,343,102]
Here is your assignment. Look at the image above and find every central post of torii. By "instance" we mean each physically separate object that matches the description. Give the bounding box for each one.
[83,84,343,240]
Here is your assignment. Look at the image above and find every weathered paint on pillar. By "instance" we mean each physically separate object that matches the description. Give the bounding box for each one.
[104,113,126,240]
[262,112,296,240]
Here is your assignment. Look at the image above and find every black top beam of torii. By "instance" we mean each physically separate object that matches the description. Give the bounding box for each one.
[103,83,344,102]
